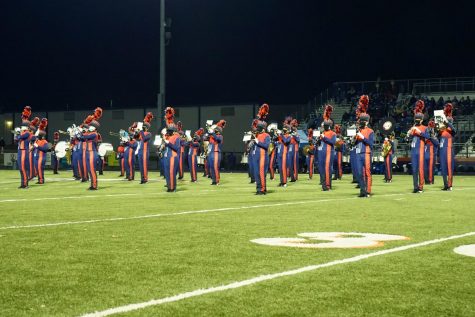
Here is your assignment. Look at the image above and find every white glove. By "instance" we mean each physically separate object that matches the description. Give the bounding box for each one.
[357,132,365,139]
[413,127,421,134]
[34,143,38,148]
[15,127,21,134]
[208,128,213,134]
[165,139,170,144]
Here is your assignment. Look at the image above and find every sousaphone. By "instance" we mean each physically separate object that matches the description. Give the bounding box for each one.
[379,117,396,136]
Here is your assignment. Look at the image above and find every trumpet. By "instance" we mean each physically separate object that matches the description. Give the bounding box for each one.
[109,131,120,137]
[58,130,70,135]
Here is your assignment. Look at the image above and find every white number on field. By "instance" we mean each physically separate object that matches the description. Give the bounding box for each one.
[251,232,409,249]
[453,244,475,258]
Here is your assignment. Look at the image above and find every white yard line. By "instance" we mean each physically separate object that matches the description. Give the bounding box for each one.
[0,196,359,230]
[79,231,475,317]
[1,188,474,231]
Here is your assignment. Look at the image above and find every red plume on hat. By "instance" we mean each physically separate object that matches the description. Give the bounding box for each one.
[143,112,154,127]
[29,117,40,130]
[414,100,425,115]
[217,120,227,129]
[38,118,48,131]
[323,104,333,122]
[257,103,269,120]
[290,118,298,128]
[54,131,60,141]
[251,119,259,131]
[307,128,313,141]
[428,120,436,128]
[358,95,369,113]
[443,103,453,118]
[94,107,103,120]
[195,128,204,136]
[165,107,175,126]
[84,115,94,125]
[21,106,32,121]
[177,121,183,132]
[335,124,342,135]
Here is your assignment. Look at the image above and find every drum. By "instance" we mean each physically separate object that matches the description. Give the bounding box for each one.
[98,143,114,157]
[54,141,68,158]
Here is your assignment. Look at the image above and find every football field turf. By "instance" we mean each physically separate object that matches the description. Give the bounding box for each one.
[1,170,475,316]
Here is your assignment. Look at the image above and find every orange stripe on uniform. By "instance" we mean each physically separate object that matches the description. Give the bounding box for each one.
[325,145,331,187]
[447,138,453,187]
[419,141,424,188]
[365,149,372,193]
[214,152,219,183]
[90,152,97,187]
[259,148,266,191]
[170,152,176,189]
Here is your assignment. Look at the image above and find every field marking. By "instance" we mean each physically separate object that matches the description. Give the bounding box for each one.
[79,231,475,317]
[2,188,475,231]
[0,197,360,230]
[453,244,475,258]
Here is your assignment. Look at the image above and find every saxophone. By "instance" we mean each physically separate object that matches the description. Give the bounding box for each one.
[381,139,392,157]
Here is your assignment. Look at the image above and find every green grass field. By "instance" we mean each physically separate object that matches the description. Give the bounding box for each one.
[1,169,475,317]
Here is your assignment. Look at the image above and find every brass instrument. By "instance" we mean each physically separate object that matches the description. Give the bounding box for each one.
[109,131,120,137]
[268,142,275,154]
[302,145,312,156]
[381,140,392,157]
[58,130,70,135]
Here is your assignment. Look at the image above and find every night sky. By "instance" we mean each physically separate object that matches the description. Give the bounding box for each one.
[1,0,474,112]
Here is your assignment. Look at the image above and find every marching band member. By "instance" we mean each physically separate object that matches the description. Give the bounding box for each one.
[408,100,429,193]
[248,121,257,184]
[317,105,336,191]
[71,133,82,180]
[306,128,315,180]
[28,117,40,180]
[117,142,125,177]
[202,132,210,178]
[124,123,138,181]
[439,103,456,191]
[34,118,49,184]
[188,128,203,182]
[354,95,374,197]
[96,132,104,175]
[333,124,345,180]
[79,122,89,183]
[382,133,395,183]
[268,126,277,180]
[15,106,32,189]
[208,120,226,185]
[177,121,185,180]
[424,120,439,185]
[138,112,154,184]
[277,119,291,187]
[163,107,180,192]
[82,107,103,190]
[288,119,300,182]
[253,121,270,195]
[52,131,60,174]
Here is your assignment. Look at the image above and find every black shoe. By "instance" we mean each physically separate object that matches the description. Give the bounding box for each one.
[355,185,360,189]
[140,181,147,184]
[211,182,217,185]
[128,179,134,181]
[290,179,296,183]
[81,179,87,183]
[88,187,98,190]
[119,174,124,177]
[178,176,183,180]
[99,172,103,175]
[322,187,329,191]
[332,177,337,180]
[18,185,29,189]
[256,191,265,195]
[358,193,369,198]
[35,181,44,185]
[53,172,58,174]
[250,181,255,184]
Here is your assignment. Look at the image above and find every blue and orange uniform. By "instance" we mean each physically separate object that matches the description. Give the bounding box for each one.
[208,132,223,184]
[28,134,36,180]
[252,131,270,194]
[306,142,315,179]
[96,133,105,175]
[409,125,429,192]
[288,133,300,182]
[248,138,256,183]
[277,132,291,186]
[34,138,49,184]
[16,129,31,188]
[71,137,82,179]
[333,138,345,180]
[424,135,439,185]
[138,130,151,183]
[79,132,89,182]
[383,138,394,182]
[355,126,374,196]
[178,135,185,179]
[164,132,180,191]
[439,121,456,190]
[82,131,99,189]
[124,138,137,181]
[117,144,125,177]
[188,137,200,182]
[350,146,358,183]
[268,139,277,180]
[318,129,336,190]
